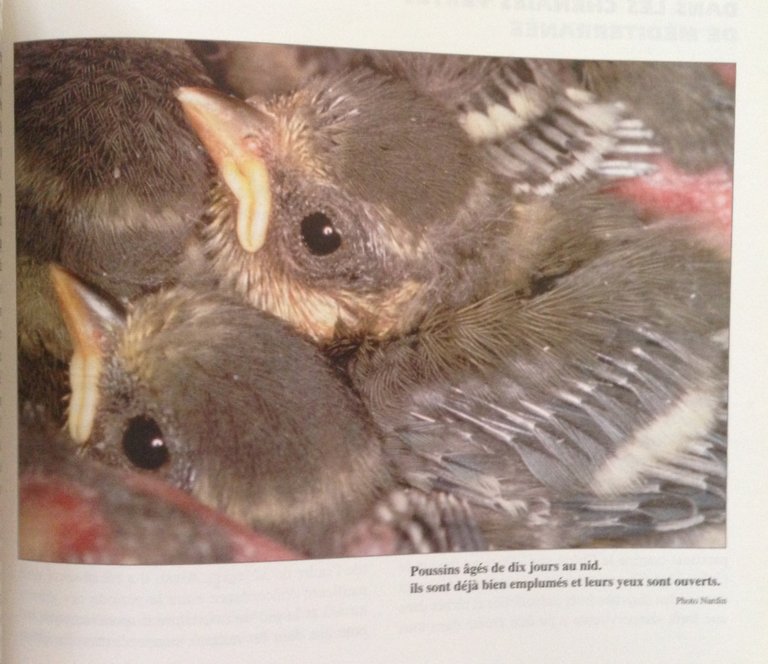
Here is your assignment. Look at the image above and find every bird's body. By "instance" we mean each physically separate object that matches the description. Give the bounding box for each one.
[15,39,213,297]
[48,267,482,557]
[343,191,728,548]
[15,39,215,416]
[575,61,735,256]
[178,54,731,548]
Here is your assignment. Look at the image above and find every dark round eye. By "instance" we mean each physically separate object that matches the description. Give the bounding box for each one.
[122,416,170,470]
[301,212,342,256]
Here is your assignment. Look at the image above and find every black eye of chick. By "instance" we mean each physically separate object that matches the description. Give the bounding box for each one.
[122,415,170,470]
[301,212,342,256]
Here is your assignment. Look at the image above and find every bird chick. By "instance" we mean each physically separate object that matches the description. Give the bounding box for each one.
[48,266,481,557]
[361,53,659,188]
[176,58,730,548]
[49,265,390,556]
[15,38,215,417]
[345,190,729,548]
[15,39,213,297]
[177,56,655,344]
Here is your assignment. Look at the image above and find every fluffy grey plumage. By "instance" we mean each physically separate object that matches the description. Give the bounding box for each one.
[51,268,390,555]
[364,54,659,190]
[15,39,213,296]
[15,38,215,416]
[179,56,730,548]
[49,268,482,557]
[343,190,729,548]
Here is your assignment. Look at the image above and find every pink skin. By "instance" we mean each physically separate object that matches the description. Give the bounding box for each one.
[20,467,406,563]
[607,157,732,257]
[20,474,117,562]
[20,468,304,564]
[606,62,734,257]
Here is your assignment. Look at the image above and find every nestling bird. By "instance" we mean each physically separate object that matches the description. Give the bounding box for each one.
[15,38,215,415]
[176,56,658,343]
[15,38,214,297]
[177,56,730,548]
[48,266,483,557]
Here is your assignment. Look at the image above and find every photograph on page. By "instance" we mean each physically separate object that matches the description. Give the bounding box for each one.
[15,38,733,564]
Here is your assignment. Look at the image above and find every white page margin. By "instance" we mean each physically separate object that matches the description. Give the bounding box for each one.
[2,1,767,662]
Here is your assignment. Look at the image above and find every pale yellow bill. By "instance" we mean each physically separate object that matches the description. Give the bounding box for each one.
[49,265,104,444]
[176,86,272,253]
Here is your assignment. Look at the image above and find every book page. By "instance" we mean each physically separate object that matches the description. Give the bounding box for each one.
[2,1,767,663]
